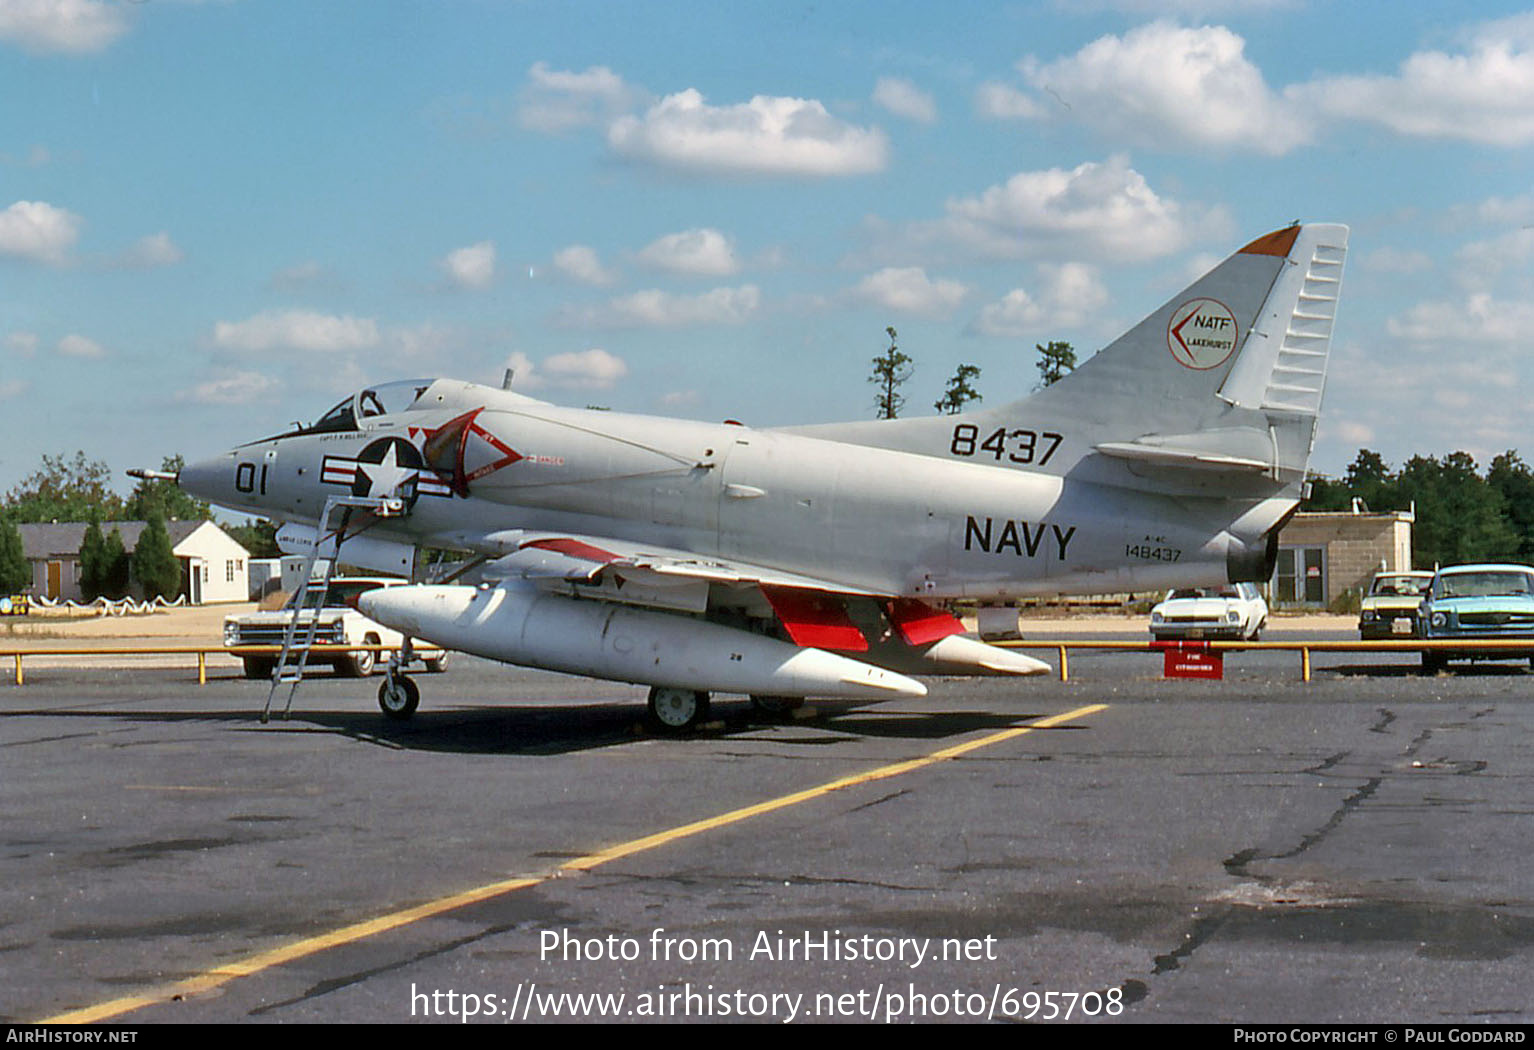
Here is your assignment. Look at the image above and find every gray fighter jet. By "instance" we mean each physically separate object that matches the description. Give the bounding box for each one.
[174,223,1347,728]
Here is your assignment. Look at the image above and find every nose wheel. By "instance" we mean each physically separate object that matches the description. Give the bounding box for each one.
[378,674,420,719]
[647,686,710,731]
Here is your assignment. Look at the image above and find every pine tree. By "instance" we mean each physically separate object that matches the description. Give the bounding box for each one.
[131,512,180,599]
[869,326,913,420]
[102,528,131,598]
[1035,341,1077,388]
[934,363,982,415]
[0,517,27,593]
[78,519,108,601]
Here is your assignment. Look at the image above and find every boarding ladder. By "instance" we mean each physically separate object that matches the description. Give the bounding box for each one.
[262,494,404,722]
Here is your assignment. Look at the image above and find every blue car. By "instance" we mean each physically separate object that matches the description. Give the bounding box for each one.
[1420,564,1534,672]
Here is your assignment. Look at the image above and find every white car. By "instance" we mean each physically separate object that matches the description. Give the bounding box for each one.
[1149,583,1268,641]
[224,576,447,678]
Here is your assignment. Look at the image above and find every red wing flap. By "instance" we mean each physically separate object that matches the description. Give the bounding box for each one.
[761,586,869,652]
[885,599,966,646]
[522,537,622,564]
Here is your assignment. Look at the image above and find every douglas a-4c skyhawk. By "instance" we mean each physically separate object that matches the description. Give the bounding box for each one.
[171,223,1347,730]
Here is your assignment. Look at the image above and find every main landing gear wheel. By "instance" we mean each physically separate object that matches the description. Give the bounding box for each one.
[378,674,420,720]
[749,694,805,716]
[647,686,710,732]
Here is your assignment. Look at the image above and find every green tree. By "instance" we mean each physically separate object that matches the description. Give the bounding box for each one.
[1306,449,1401,513]
[1397,452,1518,568]
[1035,340,1077,388]
[869,326,913,420]
[0,516,28,593]
[101,528,131,598]
[1488,451,1534,559]
[5,451,123,523]
[226,519,280,559]
[124,455,209,522]
[934,363,982,415]
[78,518,108,600]
[131,512,180,600]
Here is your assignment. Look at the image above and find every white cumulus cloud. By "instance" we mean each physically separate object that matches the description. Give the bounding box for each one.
[212,310,381,353]
[119,231,183,268]
[938,156,1194,262]
[873,76,936,124]
[1296,15,1534,146]
[637,228,739,276]
[440,240,496,290]
[0,199,81,264]
[56,333,104,358]
[0,0,130,55]
[1387,293,1534,346]
[177,371,280,406]
[852,267,967,318]
[559,285,762,328]
[502,348,629,391]
[1016,23,1311,154]
[608,89,888,176]
[971,263,1109,337]
[975,81,1048,120]
[542,348,629,388]
[553,244,617,286]
[518,62,643,132]
[6,331,38,357]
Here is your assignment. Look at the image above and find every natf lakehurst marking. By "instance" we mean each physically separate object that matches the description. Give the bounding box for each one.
[1166,298,1239,370]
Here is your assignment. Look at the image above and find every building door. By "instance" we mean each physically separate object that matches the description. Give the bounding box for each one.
[1301,547,1327,604]
[1275,547,1328,604]
[47,561,61,599]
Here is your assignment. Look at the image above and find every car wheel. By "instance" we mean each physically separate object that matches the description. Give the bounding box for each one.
[1422,652,1447,673]
[242,657,274,680]
[342,635,378,678]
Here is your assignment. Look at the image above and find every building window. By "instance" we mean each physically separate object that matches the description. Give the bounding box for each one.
[227,560,235,583]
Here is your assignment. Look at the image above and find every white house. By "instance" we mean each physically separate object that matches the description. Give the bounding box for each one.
[19,520,251,604]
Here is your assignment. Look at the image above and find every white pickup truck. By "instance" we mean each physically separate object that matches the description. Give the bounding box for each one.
[224,576,447,679]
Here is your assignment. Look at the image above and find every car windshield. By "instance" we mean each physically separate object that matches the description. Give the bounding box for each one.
[1372,574,1429,596]
[1435,571,1534,598]
[1166,587,1241,600]
[285,580,387,610]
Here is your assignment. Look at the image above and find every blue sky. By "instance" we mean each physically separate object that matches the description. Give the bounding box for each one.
[2,0,1532,497]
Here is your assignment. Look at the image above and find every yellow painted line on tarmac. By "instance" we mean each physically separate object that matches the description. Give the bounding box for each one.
[42,702,1108,1024]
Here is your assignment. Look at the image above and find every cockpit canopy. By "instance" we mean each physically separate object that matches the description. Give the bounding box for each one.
[304,379,440,435]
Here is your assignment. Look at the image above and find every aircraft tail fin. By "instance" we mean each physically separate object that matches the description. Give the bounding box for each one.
[1012,222,1348,492]
[782,223,1348,499]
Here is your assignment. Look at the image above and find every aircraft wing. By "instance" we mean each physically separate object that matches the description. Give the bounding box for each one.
[413,527,1040,675]
[457,529,885,597]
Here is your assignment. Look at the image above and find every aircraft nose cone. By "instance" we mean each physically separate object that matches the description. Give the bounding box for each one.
[177,452,235,506]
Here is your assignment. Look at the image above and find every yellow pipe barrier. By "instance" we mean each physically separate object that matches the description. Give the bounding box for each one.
[3,638,1533,687]
[1,644,421,686]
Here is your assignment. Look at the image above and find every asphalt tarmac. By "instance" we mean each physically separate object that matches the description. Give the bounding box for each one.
[5,637,1533,1024]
